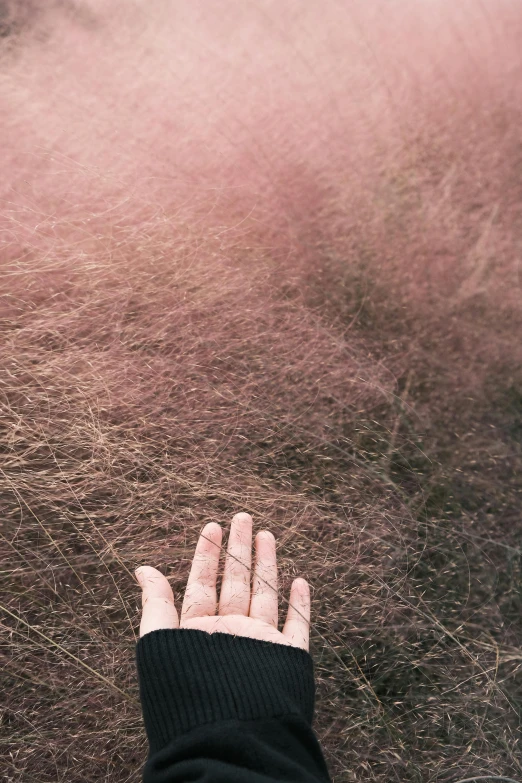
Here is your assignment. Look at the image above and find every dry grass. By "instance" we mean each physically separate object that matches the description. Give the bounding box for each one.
[1,2,521,781]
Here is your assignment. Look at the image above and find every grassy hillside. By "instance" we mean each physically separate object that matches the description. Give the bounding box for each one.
[1,2,521,781]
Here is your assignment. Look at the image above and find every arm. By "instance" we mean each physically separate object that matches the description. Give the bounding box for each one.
[137,628,332,782]
[134,512,332,782]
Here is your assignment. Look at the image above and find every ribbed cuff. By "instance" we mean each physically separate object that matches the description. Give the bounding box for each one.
[136,628,315,755]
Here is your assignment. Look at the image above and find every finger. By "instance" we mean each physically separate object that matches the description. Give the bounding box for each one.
[136,565,179,638]
[181,522,223,622]
[249,530,278,628]
[282,578,310,651]
[218,512,253,617]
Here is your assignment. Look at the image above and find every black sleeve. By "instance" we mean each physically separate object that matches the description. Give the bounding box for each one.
[136,628,333,782]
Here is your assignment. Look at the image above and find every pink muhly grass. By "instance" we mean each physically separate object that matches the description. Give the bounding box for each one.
[1,2,521,781]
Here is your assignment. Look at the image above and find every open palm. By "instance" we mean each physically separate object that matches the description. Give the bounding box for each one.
[135,512,311,651]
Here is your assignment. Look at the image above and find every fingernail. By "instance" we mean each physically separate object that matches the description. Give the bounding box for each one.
[135,567,144,585]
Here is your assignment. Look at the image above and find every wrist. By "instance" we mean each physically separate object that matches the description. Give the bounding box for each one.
[136,627,316,755]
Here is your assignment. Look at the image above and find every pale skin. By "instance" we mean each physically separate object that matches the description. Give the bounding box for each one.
[135,512,311,651]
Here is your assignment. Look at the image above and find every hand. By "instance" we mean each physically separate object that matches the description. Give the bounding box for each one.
[135,512,311,651]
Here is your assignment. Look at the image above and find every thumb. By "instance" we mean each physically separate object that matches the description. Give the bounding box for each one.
[135,565,179,638]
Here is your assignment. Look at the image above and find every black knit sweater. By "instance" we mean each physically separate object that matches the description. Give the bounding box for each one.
[136,628,333,782]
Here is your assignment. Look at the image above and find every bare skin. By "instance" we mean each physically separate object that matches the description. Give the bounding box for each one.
[135,512,311,651]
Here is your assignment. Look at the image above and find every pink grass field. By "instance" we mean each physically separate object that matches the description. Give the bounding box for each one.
[1,2,522,781]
